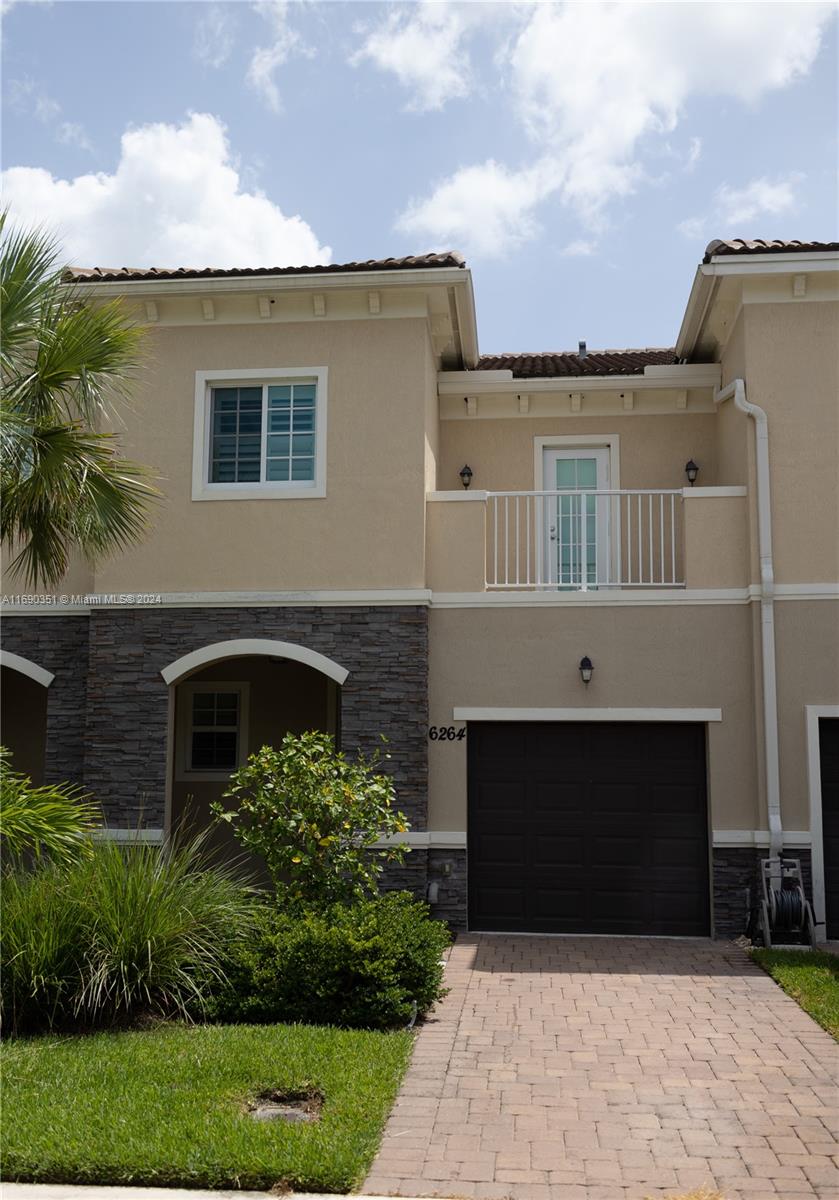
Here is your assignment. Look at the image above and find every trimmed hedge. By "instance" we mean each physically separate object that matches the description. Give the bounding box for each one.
[205,892,450,1030]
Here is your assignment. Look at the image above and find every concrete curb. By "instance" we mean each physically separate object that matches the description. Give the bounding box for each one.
[1,1186,452,1200]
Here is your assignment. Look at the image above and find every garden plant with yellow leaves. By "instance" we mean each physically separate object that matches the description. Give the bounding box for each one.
[212,731,410,909]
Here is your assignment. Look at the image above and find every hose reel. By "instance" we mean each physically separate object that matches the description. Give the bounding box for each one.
[756,857,816,948]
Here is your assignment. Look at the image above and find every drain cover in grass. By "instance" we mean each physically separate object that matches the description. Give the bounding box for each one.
[248,1089,322,1124]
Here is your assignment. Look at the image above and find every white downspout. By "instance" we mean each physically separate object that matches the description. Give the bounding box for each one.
[715,378,783,860]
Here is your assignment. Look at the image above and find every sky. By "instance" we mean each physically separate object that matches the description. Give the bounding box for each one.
[3,1,838,353]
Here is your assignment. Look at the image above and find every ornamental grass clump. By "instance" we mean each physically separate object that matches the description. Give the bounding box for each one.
[1,832,255,1035]
[213,731,410,909]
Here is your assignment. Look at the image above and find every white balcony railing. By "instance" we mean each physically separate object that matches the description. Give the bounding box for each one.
[486,490,684,590]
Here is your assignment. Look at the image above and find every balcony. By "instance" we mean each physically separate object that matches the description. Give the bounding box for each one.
[486,490,682,590]
[426,486,749,594]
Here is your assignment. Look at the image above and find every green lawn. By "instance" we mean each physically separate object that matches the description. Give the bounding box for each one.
[752,948,839,1040]
[1,1022,412,1192]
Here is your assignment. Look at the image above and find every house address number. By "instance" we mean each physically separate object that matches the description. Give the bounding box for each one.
[428,726,466,741]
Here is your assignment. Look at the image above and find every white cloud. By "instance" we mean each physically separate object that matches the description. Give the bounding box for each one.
[194,4,236,68]
[392,2,833,256]
[248,0,310,113]
[560,239,597,258]
[715,174,803,225]
[6,76,93,151]
[34,93,60,122]
[677,172,804,240]
[56,121,93,152]
[677,216,707,241]
[397,158,560,257]
[2,112,331,269]
[353,2,478,112]
[685,137,702,172]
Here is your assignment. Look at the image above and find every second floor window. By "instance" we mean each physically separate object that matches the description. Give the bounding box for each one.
[209,382,317,485]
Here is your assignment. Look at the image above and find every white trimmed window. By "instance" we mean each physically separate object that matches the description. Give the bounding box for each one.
[192,367,327,500]
[177,681,249,780]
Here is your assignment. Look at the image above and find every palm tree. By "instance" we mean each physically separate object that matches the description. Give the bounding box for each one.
[1,212,158,588]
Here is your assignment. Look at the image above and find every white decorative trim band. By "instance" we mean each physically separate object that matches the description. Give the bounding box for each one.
[0,650,54,687]
[427,491,488,502]
[437,366,722,395]
[432,589,747,608]
[161,638,349,686]
[712,830,812,848]
[375,831,467,849]
[681,486,747,499]
[454,707,723,723]
[92,828,165,844]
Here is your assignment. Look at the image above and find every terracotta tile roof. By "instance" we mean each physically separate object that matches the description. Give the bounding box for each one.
[64,252,466,284]
[703,239,839,263]
[476,349,678,378]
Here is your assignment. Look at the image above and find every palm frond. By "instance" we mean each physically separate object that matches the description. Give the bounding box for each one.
[0,210,63,380]
[0,212,159,587]
[1,424,160,589]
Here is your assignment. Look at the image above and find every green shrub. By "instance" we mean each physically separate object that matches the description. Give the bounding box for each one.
[213,732,410,909]
[0,747,101,863]
[205,891,450,1030]
[1,834,255,1035]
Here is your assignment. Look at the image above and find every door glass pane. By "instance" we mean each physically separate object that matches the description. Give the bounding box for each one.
[556,458,577,487]
[552,455,602,588]
[577,457,597,487]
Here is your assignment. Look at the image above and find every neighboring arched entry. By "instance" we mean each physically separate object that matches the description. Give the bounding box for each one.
[0,651,54,784]
[161,640,348,854]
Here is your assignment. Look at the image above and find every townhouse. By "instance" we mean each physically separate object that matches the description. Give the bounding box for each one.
[3,239,838,938]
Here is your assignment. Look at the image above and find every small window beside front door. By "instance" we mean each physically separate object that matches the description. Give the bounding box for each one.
[175,681,250,783]
[189,690,240,771]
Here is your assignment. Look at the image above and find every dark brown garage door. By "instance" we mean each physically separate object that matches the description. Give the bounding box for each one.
[468,722,710,936]
[820,718,839,940]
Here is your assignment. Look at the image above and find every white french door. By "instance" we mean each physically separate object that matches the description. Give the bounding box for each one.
[542,447,611,588]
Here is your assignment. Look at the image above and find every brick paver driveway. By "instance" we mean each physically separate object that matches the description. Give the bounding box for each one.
[365,936,839,1200]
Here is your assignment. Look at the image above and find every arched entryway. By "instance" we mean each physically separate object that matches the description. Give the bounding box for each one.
[0,651,53,784]
[161,640,348,858]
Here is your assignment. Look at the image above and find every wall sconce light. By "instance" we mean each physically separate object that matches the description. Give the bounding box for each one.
[579,655,594,684]
[459,464,473,489]
[684,459,699,486]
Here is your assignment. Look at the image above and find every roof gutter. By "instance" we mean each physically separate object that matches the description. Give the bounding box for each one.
[715,378,782,860]
[64,265,471,300]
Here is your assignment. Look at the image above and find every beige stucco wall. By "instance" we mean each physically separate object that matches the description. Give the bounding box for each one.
[438,413,720,494]
[774,600,839,830]
[426,501,487,592]
[94,318,433,593]
[428,604,759,834]
[741,300,839,584]
[2,546,93,601]
[683,495,749,588]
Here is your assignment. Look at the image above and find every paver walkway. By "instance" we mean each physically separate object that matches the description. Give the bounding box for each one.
[365,935,839,1200]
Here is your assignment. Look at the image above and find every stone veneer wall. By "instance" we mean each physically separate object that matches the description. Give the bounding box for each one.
[2,616,89,787]
[4,607,428,840]
[428,848,468,930]
[84,606,429,831]
[712,846,814,939]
